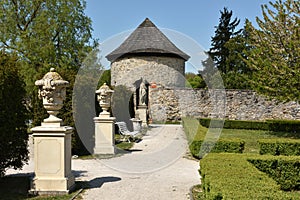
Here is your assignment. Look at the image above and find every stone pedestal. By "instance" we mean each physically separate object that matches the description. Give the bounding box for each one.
[30,124,75,194]
[137,105,148,127]
[130,118,142,132]
[94,114,116,155]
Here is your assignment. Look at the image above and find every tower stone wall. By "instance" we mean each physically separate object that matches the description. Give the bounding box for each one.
[111,55,185,88]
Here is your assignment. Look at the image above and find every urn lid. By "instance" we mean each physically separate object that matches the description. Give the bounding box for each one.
[35,68,69,87]
[96,83,113,94]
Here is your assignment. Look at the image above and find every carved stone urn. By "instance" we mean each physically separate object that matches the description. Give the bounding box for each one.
[96,83,114,116]
[35,68,69,124]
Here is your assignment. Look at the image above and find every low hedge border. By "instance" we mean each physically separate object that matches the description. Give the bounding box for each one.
[190,139,244,159]
[198,118,269,130]
[199,153,300,199]
[183,118,245,158]
[248,155,300,191]
[267,119,300,132]
[258,139,300,156]
[198,118,300,132]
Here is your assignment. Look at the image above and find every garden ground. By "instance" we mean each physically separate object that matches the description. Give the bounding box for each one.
[5,124,200,200]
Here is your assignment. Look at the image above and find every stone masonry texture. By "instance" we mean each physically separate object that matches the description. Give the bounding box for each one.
[111,55,185,88]
[149,85,300,122]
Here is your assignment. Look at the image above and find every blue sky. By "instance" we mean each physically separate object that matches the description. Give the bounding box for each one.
[84,0,272,72]
[85,0,272,50]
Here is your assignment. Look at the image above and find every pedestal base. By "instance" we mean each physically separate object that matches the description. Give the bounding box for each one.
[94,145,115,155]
[94,116,116,155]
[30,125,75,194]
[130,118,142,132]
[30,175,75,195]
[137,105,148,127]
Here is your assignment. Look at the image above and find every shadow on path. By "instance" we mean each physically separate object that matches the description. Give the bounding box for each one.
[0,173,32,199]
[78,176,122,189]
[73,170,121,189]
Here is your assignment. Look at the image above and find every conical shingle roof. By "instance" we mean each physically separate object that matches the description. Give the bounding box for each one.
[106,18,190,62]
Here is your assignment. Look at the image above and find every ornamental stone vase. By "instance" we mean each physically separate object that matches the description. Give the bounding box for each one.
[30,68,74,194]
[96,83,114,116]
[35,68,69,125]
[94,83,115,154]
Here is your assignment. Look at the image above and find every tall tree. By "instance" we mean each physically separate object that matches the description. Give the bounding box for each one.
[209,7,241,74]
[0,52,28,176]
[246,0,300,101]
[222,20,253,89]
[0,0,97,155]
[0,0,96,125]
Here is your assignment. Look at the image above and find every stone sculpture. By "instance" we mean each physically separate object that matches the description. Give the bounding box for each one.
[139,80,147,105]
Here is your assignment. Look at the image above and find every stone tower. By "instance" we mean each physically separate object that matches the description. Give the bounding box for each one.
[106,18,190,88]
[106,18,189,123]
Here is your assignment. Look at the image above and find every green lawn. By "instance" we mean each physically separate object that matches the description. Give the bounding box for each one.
[183,117,299,154]
[183,117,300,199]
[220,129,281,154]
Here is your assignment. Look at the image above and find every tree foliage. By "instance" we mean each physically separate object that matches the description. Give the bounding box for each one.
[200,55,225,89]
[209,7,241,74]
[72,50,104,155]
[98,69,111,87]
[111,85,135,130]
[246,0,300,101]
[0,0,97,155]
[0,52,28,176]
[185,72,206,88]
[222,20,253,89]
[203,7,251,89]
[0,0,96,125]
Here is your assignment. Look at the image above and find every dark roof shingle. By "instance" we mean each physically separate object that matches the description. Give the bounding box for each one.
[106,18,190,62]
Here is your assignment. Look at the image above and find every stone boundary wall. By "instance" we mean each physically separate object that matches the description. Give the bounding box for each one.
[148,85,300,121]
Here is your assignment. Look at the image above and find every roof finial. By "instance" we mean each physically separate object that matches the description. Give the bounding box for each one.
[139,18,156,28]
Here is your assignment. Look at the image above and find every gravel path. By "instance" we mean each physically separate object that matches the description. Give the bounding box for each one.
[6,124,200,200]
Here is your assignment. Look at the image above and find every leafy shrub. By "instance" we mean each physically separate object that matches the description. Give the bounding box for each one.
[248,155,300,191]
[200,153,300,199]
[0,53,29,176]
[258,139,300,156]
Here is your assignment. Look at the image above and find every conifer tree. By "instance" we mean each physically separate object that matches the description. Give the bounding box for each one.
[209,7,241,74]
[222,20,253,89]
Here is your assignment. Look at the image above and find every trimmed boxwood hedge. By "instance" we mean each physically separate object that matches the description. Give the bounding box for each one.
[190,139,245,159]
[198,118,269,130]
[183,118,245,158]
[199,153,300,199]
[267,119,300,132]
[258,139,300,156]
[198,118,300,132]
[248,155,300,191]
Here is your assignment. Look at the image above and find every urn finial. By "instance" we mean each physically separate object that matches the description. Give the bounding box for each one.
[35,68,69,125]
[96,83,114,116]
